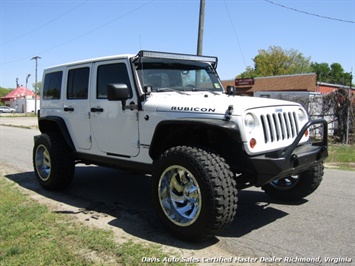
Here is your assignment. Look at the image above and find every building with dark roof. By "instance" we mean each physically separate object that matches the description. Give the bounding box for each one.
[222,73,317,96]
[222,73,353,96]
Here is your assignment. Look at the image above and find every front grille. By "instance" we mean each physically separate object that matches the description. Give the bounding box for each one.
[260,111,299,143]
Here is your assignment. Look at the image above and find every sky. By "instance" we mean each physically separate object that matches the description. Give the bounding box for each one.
[0,0,354,89]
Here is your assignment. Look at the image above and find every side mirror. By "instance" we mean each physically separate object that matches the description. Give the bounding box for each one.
[107,83,130,101]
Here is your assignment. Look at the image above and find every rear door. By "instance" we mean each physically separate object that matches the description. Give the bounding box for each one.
[63,64,92,150]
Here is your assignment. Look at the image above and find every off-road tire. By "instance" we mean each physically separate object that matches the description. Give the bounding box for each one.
[262,162,324,201]
[33,132,75,190]
[152,146,238,242]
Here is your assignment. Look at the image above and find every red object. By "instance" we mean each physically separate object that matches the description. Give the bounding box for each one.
[235,78,254,86]
[1,86,38,102]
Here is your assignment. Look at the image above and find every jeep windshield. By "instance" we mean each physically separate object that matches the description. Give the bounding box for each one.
[134,61,224,93]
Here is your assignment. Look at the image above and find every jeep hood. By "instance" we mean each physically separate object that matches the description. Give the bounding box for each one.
[142,92,301,115]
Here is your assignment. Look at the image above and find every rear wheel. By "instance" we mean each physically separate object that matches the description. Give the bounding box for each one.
[152,146,238,241]
[262,162,324,201]
[33,132,75,190]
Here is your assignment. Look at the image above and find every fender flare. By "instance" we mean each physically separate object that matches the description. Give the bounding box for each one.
[149,118,242,160]
[38,116,75,151]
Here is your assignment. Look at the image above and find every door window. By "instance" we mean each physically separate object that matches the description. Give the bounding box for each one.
[67,67,89,99]
[43,71,63,100]
[97,63,131,99]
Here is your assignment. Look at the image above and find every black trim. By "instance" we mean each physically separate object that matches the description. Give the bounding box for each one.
[153,118,240,135]
[38,116,75,150]
[129,56,145,110]
[73,152,152,173]
[149,118,241,159]
[106,152,130,158]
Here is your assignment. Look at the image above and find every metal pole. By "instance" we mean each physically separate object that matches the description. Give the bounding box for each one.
[25,74,31,114]
[346,72,353,144]
[197,0,205,55]
[31,56,41,114]
[196,0,205,88]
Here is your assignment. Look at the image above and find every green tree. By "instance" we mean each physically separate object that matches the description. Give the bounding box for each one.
[311,62,352,85]
[310,62,330,82]
[239,66,255,78]
[32,81,42,95]
[0,87,13,106]
[238,46,312,78]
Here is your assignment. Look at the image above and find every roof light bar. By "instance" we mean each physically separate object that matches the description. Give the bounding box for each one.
[138,50,218,64]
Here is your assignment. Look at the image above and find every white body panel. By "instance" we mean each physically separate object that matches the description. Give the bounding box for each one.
[89,60,139,157]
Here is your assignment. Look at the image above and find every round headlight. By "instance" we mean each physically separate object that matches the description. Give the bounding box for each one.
[298,108,307,122]
[244,113,255,132]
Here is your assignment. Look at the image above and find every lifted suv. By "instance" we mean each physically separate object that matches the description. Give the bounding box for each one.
[33,50,328,241]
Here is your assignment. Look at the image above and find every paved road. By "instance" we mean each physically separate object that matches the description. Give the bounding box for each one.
[0,119,354,265]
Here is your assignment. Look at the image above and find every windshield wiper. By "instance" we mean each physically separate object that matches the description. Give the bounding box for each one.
[189,88,220,95]
[154,88,186,94]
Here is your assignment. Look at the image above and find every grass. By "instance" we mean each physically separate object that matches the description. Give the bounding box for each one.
[325,144,355,171]
[0,113,37,117]
[0,178,186,266]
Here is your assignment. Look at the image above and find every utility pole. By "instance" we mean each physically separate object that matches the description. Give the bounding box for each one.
[25,74,31,114]
[31,56,41,114]
[346,72,353,144]
[197,0,205,55]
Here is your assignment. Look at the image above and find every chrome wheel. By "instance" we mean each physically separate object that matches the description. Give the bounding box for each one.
[35,144,51,181]
[153,146,238,241]
[158,165,202,227]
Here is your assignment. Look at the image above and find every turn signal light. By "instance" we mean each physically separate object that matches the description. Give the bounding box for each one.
[250,138,256,149]
[305,129,309,137]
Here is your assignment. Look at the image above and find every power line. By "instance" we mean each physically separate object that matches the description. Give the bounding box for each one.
[264,0,355,24]
[1,0,155,65]
[1,0,89,46]
[223,0,247,68]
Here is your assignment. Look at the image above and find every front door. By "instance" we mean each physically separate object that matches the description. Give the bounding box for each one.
[90,60,139,157]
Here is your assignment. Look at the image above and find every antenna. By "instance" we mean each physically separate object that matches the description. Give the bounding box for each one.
[139,34,142,50]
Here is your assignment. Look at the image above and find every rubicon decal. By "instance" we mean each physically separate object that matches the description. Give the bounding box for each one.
[171,106,216,112]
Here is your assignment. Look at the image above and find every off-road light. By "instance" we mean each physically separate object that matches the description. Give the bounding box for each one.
[244,113,255,132]
[138,50,217,64]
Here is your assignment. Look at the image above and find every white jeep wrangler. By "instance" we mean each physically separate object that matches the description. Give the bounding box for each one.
[33,50,328,241]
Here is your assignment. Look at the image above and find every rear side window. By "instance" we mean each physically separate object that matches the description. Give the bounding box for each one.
[97,63,131,99]
[43,71,63,100]
[67,67,89,99]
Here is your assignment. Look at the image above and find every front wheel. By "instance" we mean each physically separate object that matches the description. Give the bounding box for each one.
[152,146,238,242]
[262,162,324,201]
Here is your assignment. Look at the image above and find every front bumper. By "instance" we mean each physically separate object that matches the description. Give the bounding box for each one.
[250,119,328,187]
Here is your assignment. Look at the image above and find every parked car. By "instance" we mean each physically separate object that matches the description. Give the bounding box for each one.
[0,106,16,113]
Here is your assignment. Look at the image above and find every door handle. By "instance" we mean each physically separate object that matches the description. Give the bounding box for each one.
[64,107,74,112]
[91,107,104,112]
